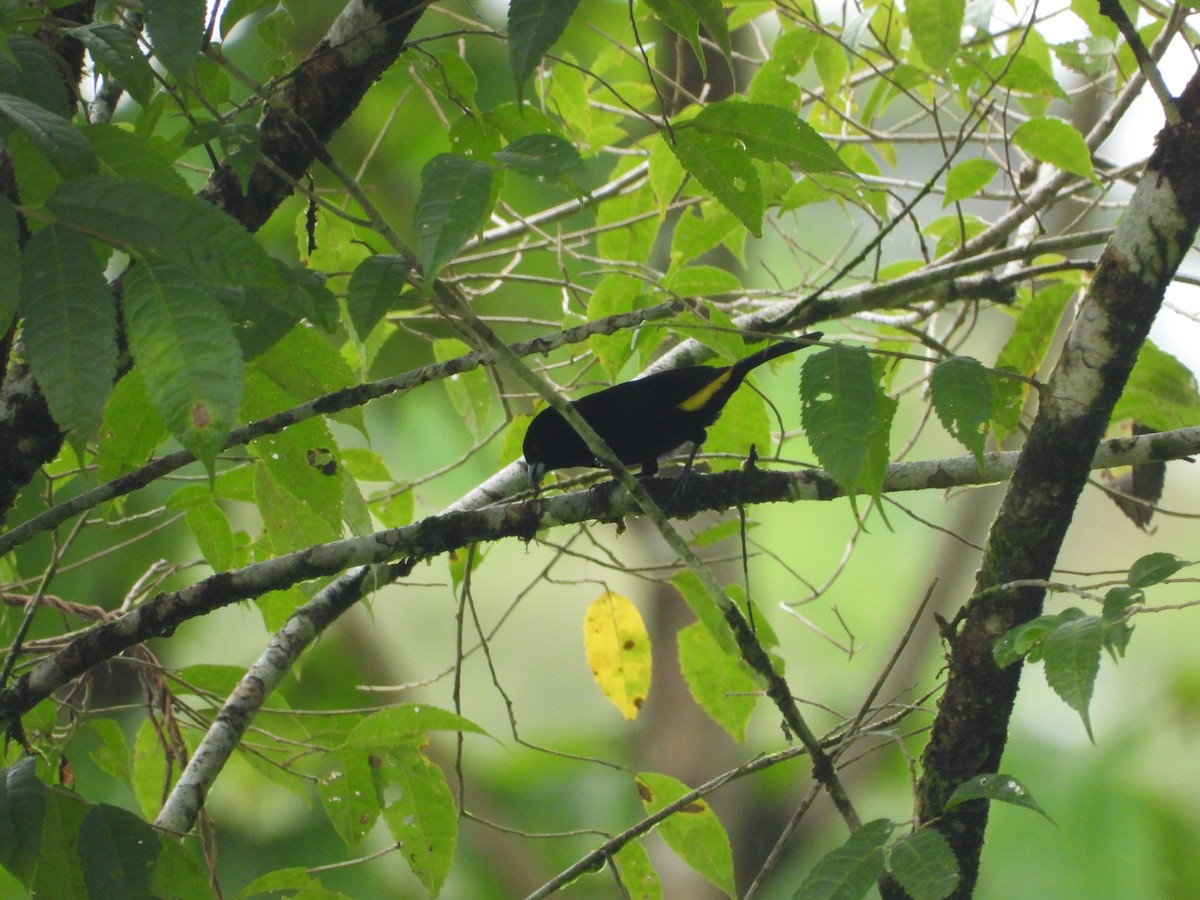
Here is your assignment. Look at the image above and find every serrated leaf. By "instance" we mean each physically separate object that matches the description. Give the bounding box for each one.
[0,92,97,177]
[123,260,243,468]
[47,176,283,293]
[585,591,652,720]
[1012,117,1096,182]
[645,0,731,78]
[1112,341,1200,431]
[508,0,582,100]
[0,758,47,886]
[0,35,73,118]
[20,224,117,438]
[1128,552,1187,588]
[319,750,380,849]
[1042,611,1103,739]
[380,746,457,896]
[800,345,890,504]
[691,101,850,173]
[346,254,414,341]
[143,0,205,78]
[494,133,583,182]
[69,23,155,106]
[87,124,191,197]
[668,127,763,236]
[78,804,161,900]
[887,828,959,900]
[793,818,893,900]
[635,772,735,898]
[943,158,997,205]
[908,0,964,70]
[930,356,993,466]
[414,153,494,279]
[678,621,757,741]
[945,773,1051,819]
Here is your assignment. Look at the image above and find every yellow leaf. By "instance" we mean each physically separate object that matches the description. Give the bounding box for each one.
[584,591,652,720]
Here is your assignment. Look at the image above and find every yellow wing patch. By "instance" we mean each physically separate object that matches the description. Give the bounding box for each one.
[677,369,732,412]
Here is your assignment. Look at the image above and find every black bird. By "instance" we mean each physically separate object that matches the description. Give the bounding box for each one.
[523,333,823,491]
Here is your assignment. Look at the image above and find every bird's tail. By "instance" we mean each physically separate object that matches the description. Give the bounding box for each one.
[730,332,824,380]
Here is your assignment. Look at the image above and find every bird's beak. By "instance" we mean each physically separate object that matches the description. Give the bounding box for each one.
[527,460,546,494]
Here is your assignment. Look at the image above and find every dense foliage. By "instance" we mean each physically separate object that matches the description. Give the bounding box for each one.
[0,0,1199,897]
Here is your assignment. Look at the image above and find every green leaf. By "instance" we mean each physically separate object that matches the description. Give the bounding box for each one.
[613,841,662,899]
[494,133,584,183]
[645,0,731,78]
[677,622,758,742]
[663,264,743,298]
[48,176,283,293]
[345,705,487,749]
[123,260,243,469]
[184,497,236,571]
[0,197,16,335]
[68,23,156,106]
[672,570,737,654]
[0,92,97,177]
[1112,341,1200,431]
[31,789,88,898]
[131,718,170,822]
[98,370,167,482]
[0,758,47,886]
[20,224,118,438]
[993,282,1075,441]
[691,101,850,173]
[253,462,339,559]
[380,745,457,896]
[319,750,380,849]
[78,804,161,900]
[636,772,735,898]
[945,773,1051,819]
[800,345,891,506]
[143,0,205,78]
[346,254,414,341]
[668,128,763,236]
[1128,552,1187,588]
[992,614,1060,668]
[1042,610,1104,740]
[253,324,366,435]
[88,719,134,788]
[0,35,73,118]
[414,153,494,279]
[887,828,959,900]
[943,158,997,205]
[87,124,191,197]
[507,0,582,100]
[434,338,494,439]
[587,272,643,378]
[908,0,964,70]
[793,818,894,900]
[1012,117,1097,182]
[930,356,993,467]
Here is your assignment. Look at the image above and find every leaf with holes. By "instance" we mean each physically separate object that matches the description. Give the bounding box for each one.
[931,356,993,467]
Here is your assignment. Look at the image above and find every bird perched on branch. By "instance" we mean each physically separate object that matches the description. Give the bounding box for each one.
[523,333,823,492]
